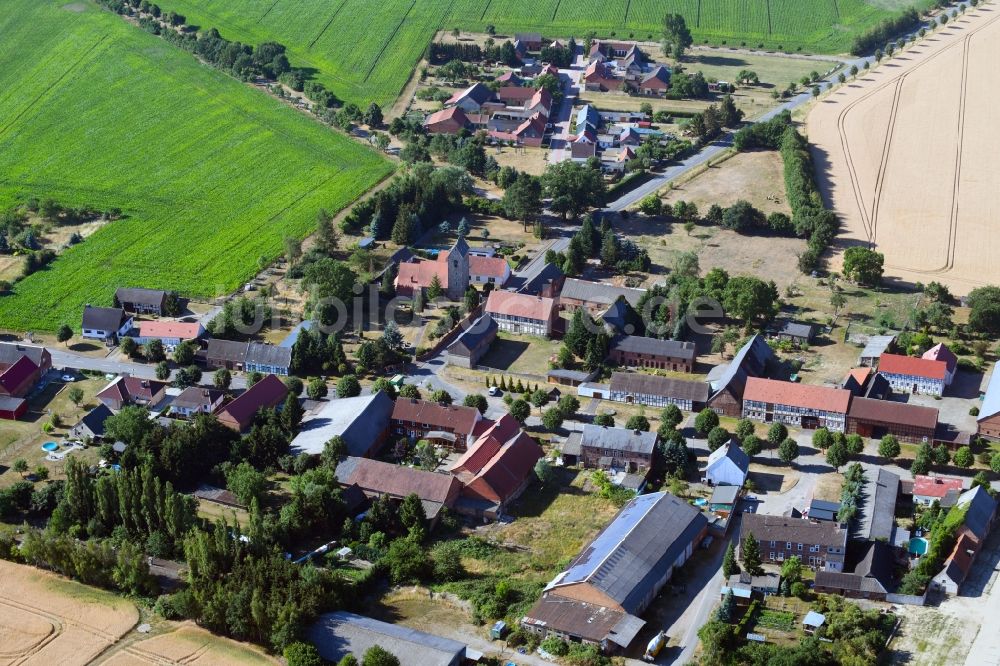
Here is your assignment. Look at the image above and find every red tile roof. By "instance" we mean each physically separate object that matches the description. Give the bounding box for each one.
[425,106,469,128]
[395,259,447,291]
[485,290,555,322]
[136,320,203,340]
[498,86,535,104]
[344,458,460,506]
[946,532,978,577]
[218,374,288,430]
[913,474,964,498]
[391,398,481,435]
[0,356,38,394]
[469,255,509,279]
[98,376,168,404]
[450,415,543,503]
[845,367,871,387]
[879,353,948,381]
[922,343,957,373]
[528,88,552,112]
[743,377,852,414]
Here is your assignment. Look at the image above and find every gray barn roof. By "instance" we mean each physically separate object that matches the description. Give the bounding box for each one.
[609,372,709,402]
[957,486,997,540]
[307,611,466,666]
[74,404,113,438]
[980,364,1000,421]
[115,287,166,307]
[511,261,564,295]
[580,424,657,455]
[246,342,292,369]
[705,442,750,476]
[291,391,394,456]
[82,305,128,331]
[560,278,646,308]
[860,334,896,360]
[0,343,47,367]
[550,492,707,614]
[446,314,497,357]
[860,468,900,541]
[709,334,774,400]
[612,335,696,361]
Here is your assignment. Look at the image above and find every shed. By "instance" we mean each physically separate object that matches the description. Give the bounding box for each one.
[803,611,826,633]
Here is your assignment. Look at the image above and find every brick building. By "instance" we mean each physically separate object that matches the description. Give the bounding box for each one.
[608,336,696,373]
[742,378,852,432]
[741,514,848,571]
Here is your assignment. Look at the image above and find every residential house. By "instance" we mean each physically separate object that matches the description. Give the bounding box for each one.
[858,334,896,366]
[878,353,948,396]
[395,237,470,300]
[216,374,288,431]
[912,474,964,507]
[582,60,621,91]
[923,343,958,385]
[446,314,497,368]
[741,378,852,432]
[741,514,848,571]
[485,290,556,338]
[559,278,645,313]
[578,424,657,473]
[0,343,50,398]
[589,40,639,59]
[574,105,601,135]
[609,336,696,373]
[114,287,169,315]
[635,66,670,95]
[599,146,637,174]
[489,112,547,147]
[445,82,496,113]
[521,492,708,653]
[469,254,511,286]
[814,541,894,601]
[449,414,544,519]
[978,363,1000,439]
[608,372,708,411]
[721,572,780,604]
[97,375,168,411]
[702,441,749,487]
[81,305,133,343]
[391,398,482,450]
[334,457,461,523]
[70,404,113,440]
[569,140,597,161]
[423,107,470,134]
[846,397,938,443]
[769,320,817,347]
[496,86,536,107]
[496,70,523,86]
[0,396,27,420]
[932,486,997,594]
[291,391,394,458]
[307,611,469,666]
[245,343,292,376]
[171,387,225,418]
[705,335,775,416]
[131,320,205,350]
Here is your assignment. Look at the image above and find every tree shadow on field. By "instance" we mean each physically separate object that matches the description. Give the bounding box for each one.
[691,54,749,68]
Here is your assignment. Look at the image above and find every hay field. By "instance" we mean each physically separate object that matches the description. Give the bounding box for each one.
[0,560,138,665]
[101,623,278,665]
[808,5,1000,294]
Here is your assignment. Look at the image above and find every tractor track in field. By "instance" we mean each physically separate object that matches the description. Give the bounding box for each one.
[363,0,415,82]
[0,34,108,139]
[256,0,281,23]
[307,0,350,50]
[833,13,996,278]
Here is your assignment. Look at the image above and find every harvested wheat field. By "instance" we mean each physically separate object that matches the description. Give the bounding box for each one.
[808,5,1000,294]
[100,623,278,666]
[0,560,138,665]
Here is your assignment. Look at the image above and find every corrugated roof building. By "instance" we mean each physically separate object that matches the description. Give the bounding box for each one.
[307,611,468,666]
[521,492,708,653]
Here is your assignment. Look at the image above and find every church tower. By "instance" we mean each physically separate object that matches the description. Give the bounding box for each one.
[446,236,470,300]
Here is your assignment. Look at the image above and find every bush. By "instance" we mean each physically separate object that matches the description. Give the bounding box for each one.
[541,636,569,656]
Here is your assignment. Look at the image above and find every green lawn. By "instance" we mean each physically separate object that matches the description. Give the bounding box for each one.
[152,0,932,107]
[0,0,393,332]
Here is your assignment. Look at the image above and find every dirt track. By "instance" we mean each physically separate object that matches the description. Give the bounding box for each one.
[807,4,1000,293]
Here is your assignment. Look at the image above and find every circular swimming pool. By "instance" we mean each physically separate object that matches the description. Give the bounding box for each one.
[41,441,59,452]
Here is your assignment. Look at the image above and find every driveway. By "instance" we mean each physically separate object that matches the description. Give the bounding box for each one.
[48,347,160,379]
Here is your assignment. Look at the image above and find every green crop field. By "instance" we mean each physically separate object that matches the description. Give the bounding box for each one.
[0,0,393,332]
[152,0,931,106]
